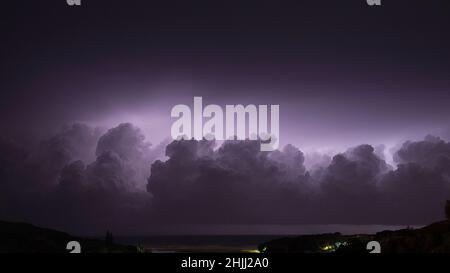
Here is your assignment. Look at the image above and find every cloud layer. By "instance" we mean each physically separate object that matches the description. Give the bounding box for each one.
[1,123,450,234]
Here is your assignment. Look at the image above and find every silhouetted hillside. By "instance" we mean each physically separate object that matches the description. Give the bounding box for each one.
[259,220,450,253]
[0,220,136,253]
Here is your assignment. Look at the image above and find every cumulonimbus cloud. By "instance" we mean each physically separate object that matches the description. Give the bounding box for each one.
[1,123,449,233]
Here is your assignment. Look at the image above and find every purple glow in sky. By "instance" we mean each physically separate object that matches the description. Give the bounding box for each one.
[1,0,450,234]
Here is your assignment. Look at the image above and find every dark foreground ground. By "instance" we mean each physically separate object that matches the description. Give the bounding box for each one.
[259,220,450,253]
[2,219,450,253]
[0,220,136,253]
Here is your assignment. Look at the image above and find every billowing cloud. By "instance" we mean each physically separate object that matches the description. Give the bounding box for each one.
[93,123,165,191]
[32,123,102,187]
[148,139,311,224]
[1,124,450,233]
[394,135,450,169]
[379,136,450,223]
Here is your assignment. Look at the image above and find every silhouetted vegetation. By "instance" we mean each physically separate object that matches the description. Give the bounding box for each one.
[446,200,450,220]
[259,202,450,253]
[105,231,114,246]
[259,220,450,253]
[0,221,136,253]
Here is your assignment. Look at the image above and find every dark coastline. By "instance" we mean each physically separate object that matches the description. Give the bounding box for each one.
[259,220,450,253]
[2,219,450,253]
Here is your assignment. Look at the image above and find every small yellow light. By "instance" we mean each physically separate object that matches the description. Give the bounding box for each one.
[241,249,260,253]
[320,245,333,251]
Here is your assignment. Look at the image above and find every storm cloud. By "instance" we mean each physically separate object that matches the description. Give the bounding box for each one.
[1,122,450,234]
[147,135,450,225]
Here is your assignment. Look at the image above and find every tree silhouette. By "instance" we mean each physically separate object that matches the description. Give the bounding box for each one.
[105,230,114,246]
[446,200,450,220]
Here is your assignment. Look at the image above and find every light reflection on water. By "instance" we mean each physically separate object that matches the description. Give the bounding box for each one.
[117,224,422,253]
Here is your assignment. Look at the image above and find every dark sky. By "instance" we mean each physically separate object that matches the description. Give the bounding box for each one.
[1,0,450,151]
[2,0,450,234]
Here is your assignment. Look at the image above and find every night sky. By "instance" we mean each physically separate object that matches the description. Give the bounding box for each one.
[1,0,449,149]
[1,0,450,234]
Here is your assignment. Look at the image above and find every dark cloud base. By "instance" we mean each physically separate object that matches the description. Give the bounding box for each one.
[1,123,450,235]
